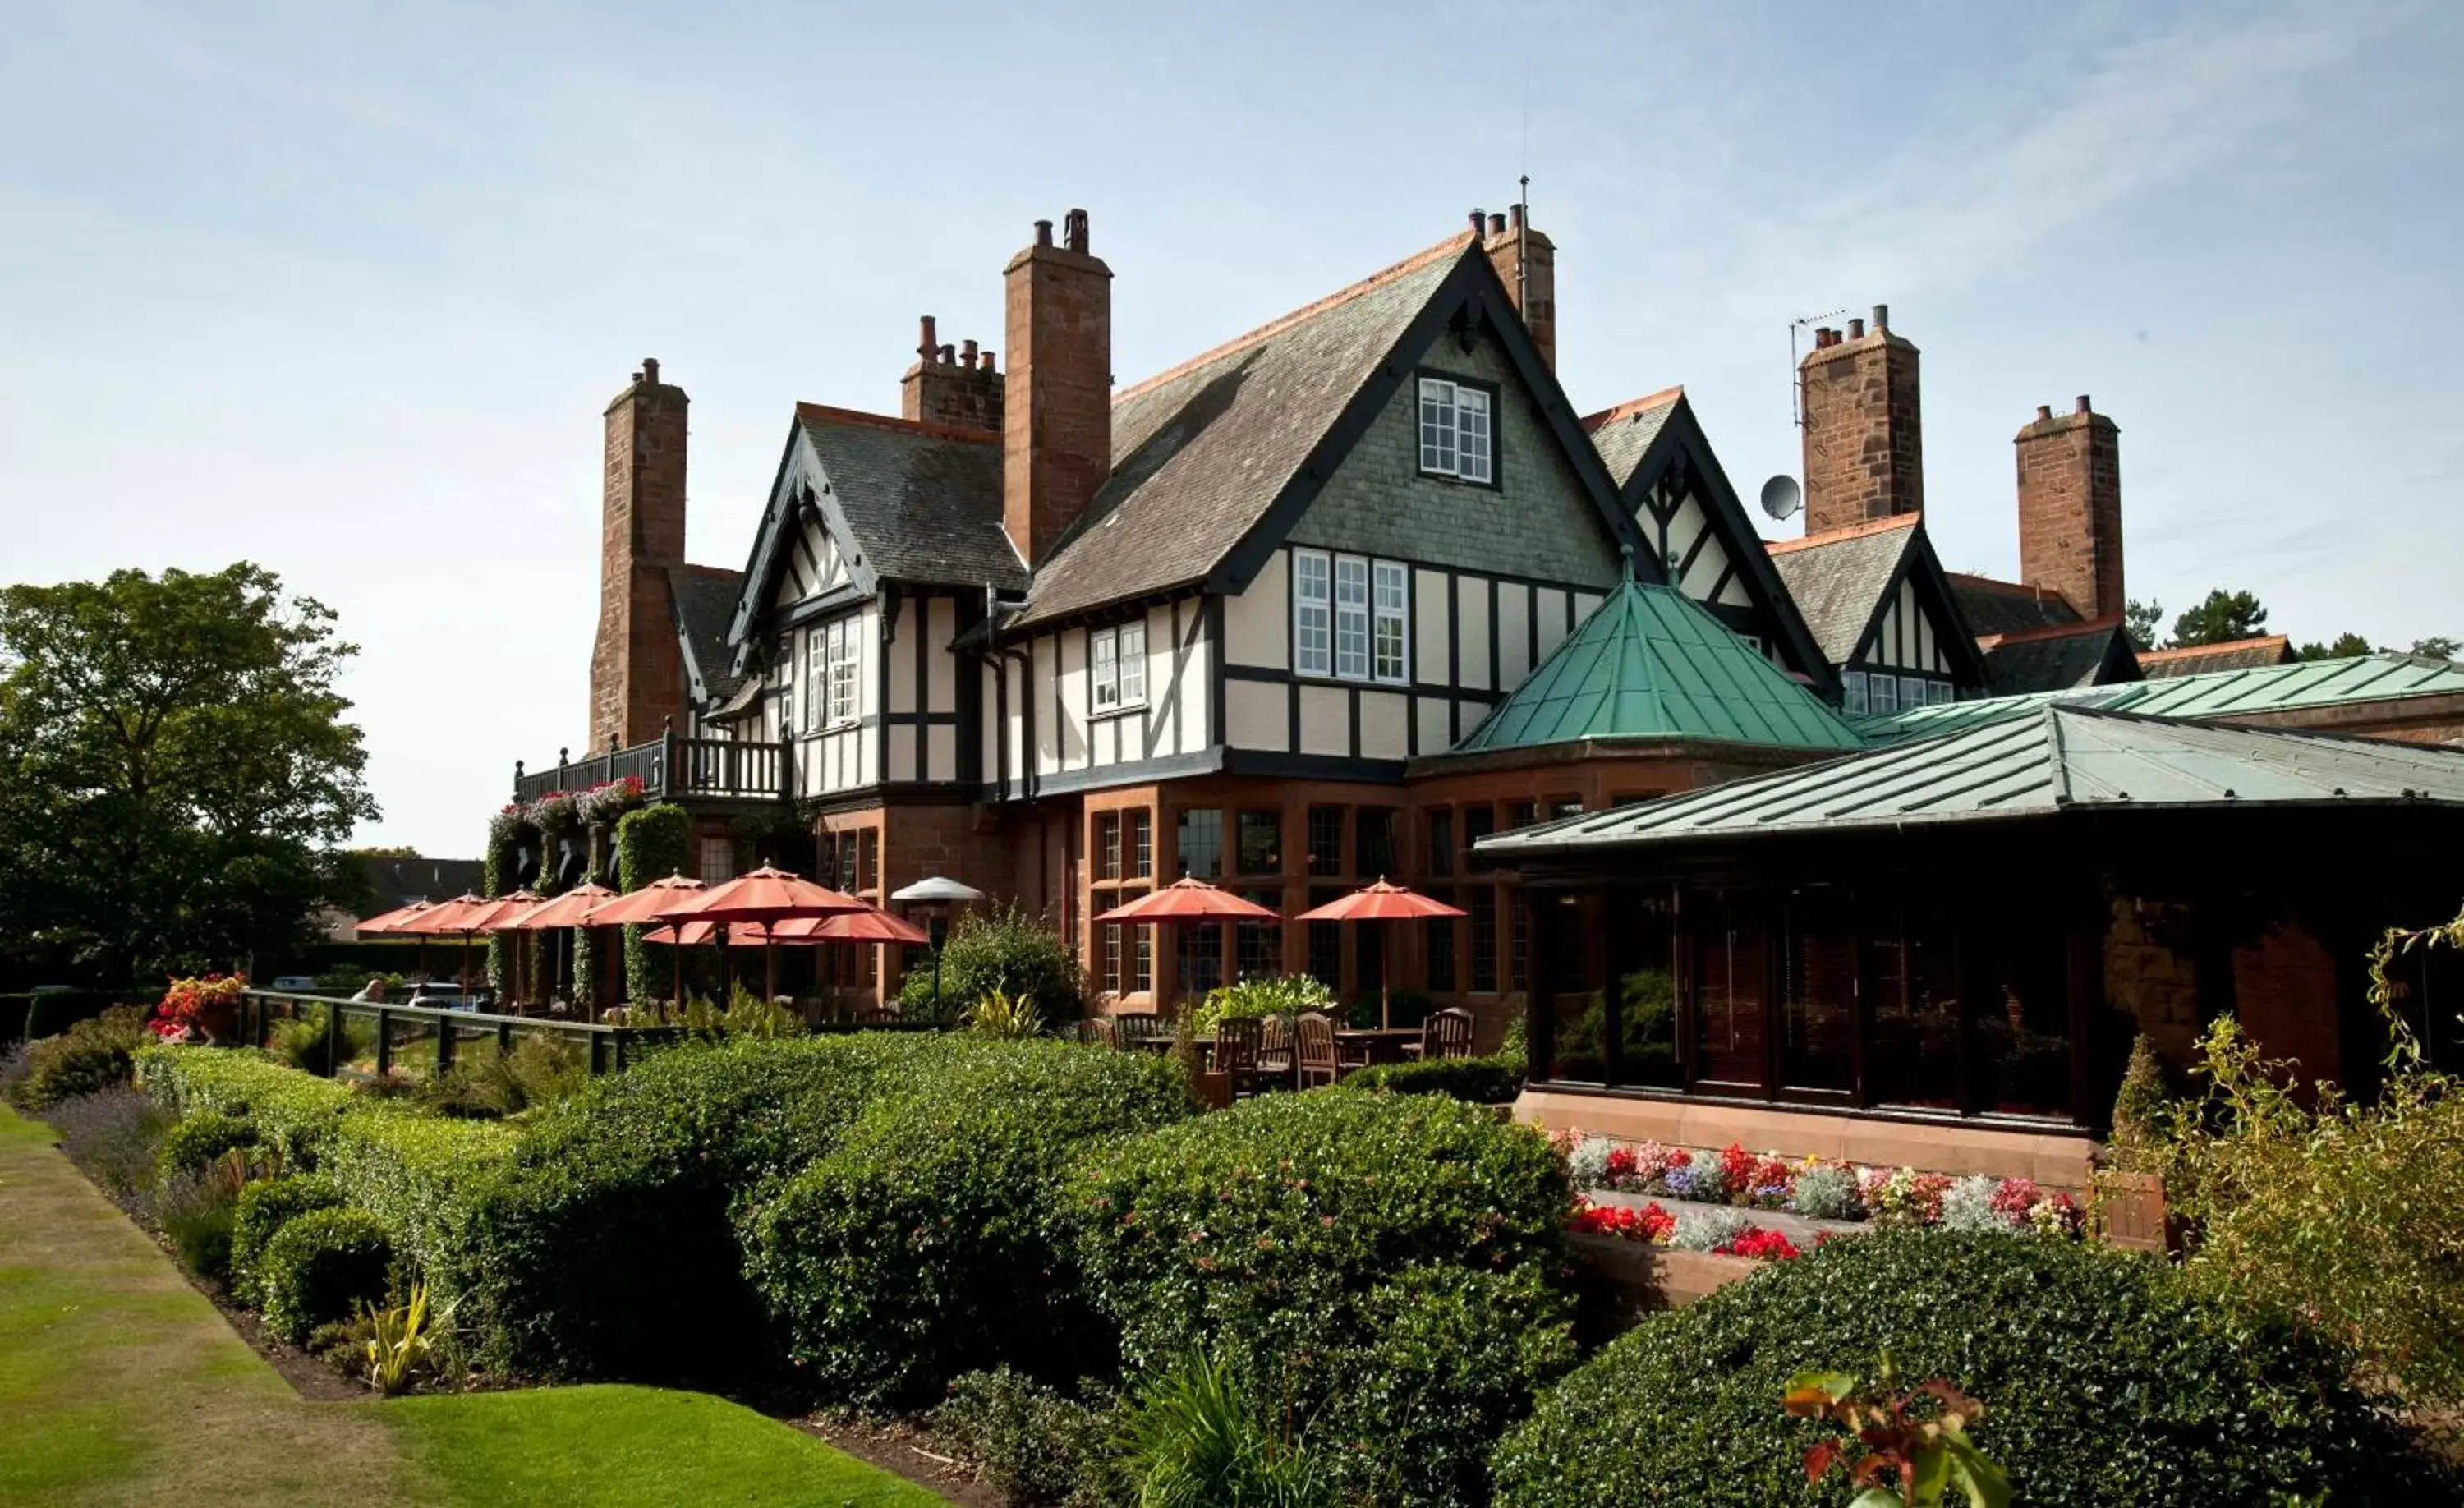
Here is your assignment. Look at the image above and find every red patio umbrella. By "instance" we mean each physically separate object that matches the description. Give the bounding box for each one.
[1295,880,1467,1029]
[641,920,784,947]
[1094,877,1280,1014]
[401,891,540,997]
[579,875,709,1010]
[775,908,931,945]
[355,900,434,936]
[498,884,618,1015]
[656,865,867,1002]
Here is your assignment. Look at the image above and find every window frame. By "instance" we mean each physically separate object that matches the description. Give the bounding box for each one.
[1414,373,1500,487]
[1371,559,1409,684]
[1294,550,1332,678]
[1292,548,1410,684]
[1089,619,1149,715]
[821,614,859,728]
[1841,669,1869,718]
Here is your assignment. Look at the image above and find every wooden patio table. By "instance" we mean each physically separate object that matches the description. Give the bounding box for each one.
[1125,1027,1424,1074]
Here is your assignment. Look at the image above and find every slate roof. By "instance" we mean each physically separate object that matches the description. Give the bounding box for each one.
[2139,635,2294,678]
[1765,516,1922,665]
[1855,652,2464,747]
[1947,572,2081,637]
[1450,576,1861,755]
[1011,236,1474,627]
[1979,620,2135,695]
[1478,703,2464,857]
[668,564,748,703]
[795,407,1026,591]
[1582,388,1684,487]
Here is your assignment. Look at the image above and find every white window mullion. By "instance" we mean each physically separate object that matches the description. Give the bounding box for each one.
[1334,555,1371,680]
[1455,388,1491,483]
[1092,628,1119,710]
[1119,621,1146,706]
[1372,560,1408,683]
[1294,550,1332,677]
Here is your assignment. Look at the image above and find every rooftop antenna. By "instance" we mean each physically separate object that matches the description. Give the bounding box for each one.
[1788,310,1846,430]
[1516,53,1532,318]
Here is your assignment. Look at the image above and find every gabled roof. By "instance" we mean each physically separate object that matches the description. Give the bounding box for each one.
[1856,651,2464,747]
[1766,516,1924,665]
[1450,572,1861,756]
[667,564,748,706]
[1978,618,2139,695]
[2139,635,2294,678]
[1946,572,2081,637]
[1010,236,1640,628]
[793,406,1024,591]
[1584,388,1837,695]
[1479,703,2464,857]
[1582,387,1684,486]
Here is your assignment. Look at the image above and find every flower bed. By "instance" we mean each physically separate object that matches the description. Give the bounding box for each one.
[1561,1133,2082,1239]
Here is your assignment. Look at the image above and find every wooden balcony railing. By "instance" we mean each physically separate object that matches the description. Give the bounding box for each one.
[513,728,794,806]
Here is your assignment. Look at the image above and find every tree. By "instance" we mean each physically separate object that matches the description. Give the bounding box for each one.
[2168,589,2269,648]
[2122,599,2164,652]
[2297,632,2377,661]
[0,563,377,983]
[2410,636,2460,662]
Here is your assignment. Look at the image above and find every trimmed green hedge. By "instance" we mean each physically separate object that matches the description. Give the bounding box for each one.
[319,1106,516,1303]
[744,1038,1189,1405]
[231,1174,345,1305]
[259,1207,393,1345]
[1336,1053,1524,1104]
[136,1044,356,1165]
[1072,1092,1575,1506]
[1490,1229,2458,1507]
[154,1108,256,1180]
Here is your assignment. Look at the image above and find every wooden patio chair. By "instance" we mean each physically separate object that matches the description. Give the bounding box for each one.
[852,1005,902,1026]
[1406,1006,1475,1061]
[1212,1016,1269,1098]
[1294,1011,1342,1089]
[1257,1014,1294,1082]
[1113,1010,1167,1048]
[1078,1016,1119,1049]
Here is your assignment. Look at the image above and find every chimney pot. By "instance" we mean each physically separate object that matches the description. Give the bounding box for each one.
[631,370,644,384]
[961,338,978,366]
[641,357,660,384]
[917,315,938,361]
[1847,318,1866,340]
[1510,202,1525,231]
[2036,404,2053,421]
[939,343,956,366]
[1871,304,1888,331]
[1064,208,1088,253]
[1469,208,1485,234]
[980,348,995,371]
[1488,213,1507,236]
[2076,394,2093,415]
[1034,218,1053,247]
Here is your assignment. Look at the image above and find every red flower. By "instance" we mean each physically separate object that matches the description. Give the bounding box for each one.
[1719,1226,1803,1261]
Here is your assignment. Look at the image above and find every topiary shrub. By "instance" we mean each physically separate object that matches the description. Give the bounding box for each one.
[1335,1052,1523,1104]
[135,1044,358,1165]
[155,1109,257,1181]
[9,1005,149,1110]
[231,1174,345,1304]
[1072,1092,1576,1506]
[457,1032,925,1380]
[258,1207,393,1345]
[932,1368,1125,1508]
[318,1106,515,1313]
[897,904,1083,1025]
[1489,1228,2457,1507]
[616,802,693,1007]
[743,1038,1191,1406]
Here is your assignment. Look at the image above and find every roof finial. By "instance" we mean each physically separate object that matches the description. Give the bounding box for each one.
[1619,542,1635,582]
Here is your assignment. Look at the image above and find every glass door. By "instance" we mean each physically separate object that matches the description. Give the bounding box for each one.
[1690,890,1768,1093]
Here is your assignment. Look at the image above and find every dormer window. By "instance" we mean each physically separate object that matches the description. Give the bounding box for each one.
[1417,377,1494,484]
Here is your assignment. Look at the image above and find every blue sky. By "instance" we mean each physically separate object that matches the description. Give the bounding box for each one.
[5,1,2458,854]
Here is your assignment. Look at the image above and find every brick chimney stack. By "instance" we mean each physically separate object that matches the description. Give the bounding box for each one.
[1003,208,1113,565]
[589,358,690,752]
[900,313,1004,435]
[1482,202,1556,370]
[1798,304,1923,533]
[2016,394,2124,620]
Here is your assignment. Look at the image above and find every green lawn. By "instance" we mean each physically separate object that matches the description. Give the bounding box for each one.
[0,1103,949,1507]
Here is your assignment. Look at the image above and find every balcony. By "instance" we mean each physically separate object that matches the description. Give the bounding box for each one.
[514,729,792,806]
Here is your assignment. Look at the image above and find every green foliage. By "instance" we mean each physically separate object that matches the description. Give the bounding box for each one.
[1073,1092,1575,1506]
[8,1005,148,1109]
[1336,1052,1524,1103]
[2411,634,2461,661]
[2123,596,2164,652]
[44,1085,174,1200]
[318,1107,517,1310]
[425,1035,587,1119]
[1782,1361,2008,1508]
[743,1038,1191,1406]
[2296,631,2378,661]
[136,1042,358,1165]
[457,1033,918,1378]
[898,904,1083,1025]
[0,562,377,983]
[615,803,693,1007]
[269,1009,373,1075]
[932,1368,1124,1508]
[158,1165,241,1280]
[967,986,1045,1039]
[1119,1349,1336,1508]
[2103,1032,2171,1170]
[258,1207,393,1345]
[358,1281,448,1396]
[1489,1230,2453,1507]
[154,1108,257,1181]
[2158,1010,2464,1410]
[2167,587,2269,648]
[231,1173,345,1303]
[1189,974,1335,1037]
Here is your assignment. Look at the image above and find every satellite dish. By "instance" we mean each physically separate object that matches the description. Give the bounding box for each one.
[1758,474,1803,522]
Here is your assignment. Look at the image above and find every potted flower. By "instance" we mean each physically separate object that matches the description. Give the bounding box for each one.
[156,972,248,1045]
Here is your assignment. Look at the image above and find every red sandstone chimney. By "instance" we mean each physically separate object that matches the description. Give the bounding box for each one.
[589,358,690,753]
[1798,303,1922,533]
[900,314,1004,434]
[1482,202,1556,370]
[1003,208,1113,565]
[2016,394,2124,620]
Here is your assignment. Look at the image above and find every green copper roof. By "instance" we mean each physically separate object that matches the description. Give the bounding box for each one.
[1454,577,1862,755]
[1858,651,2464,747]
